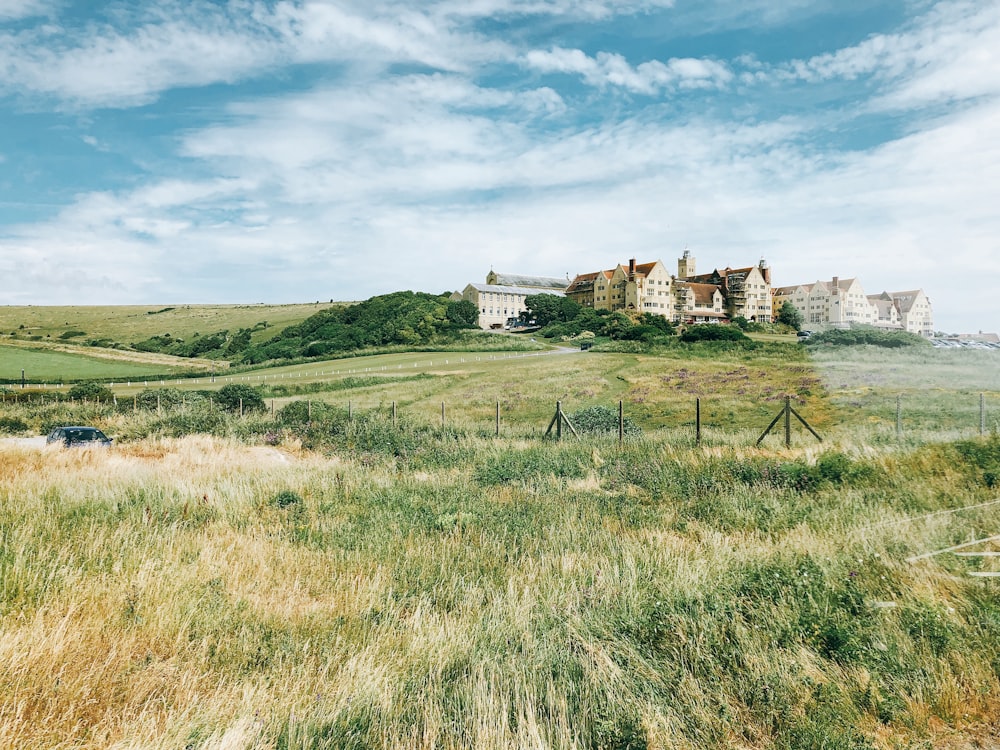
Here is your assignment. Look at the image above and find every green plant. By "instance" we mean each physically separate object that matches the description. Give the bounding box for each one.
[215,383,266,413]
[568,404,641,437]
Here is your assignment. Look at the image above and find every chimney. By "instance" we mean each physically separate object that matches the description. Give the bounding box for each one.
[629,258,636,278]
[832,276,839,293]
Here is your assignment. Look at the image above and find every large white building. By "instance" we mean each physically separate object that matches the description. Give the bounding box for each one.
[773,277,933,336]
[453,272,567,329]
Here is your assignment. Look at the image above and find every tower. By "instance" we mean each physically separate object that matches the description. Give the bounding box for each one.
[677,249,695,279]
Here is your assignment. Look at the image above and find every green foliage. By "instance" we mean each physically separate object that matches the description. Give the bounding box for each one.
[240,291,471,363]
[776,301,804,330]
[805,326,930,348]
[277,399,341,425]
[0,415,28,433]
[569,405,642,437]
[133,330,231,358]
[270,489,303,508]
[215,383,266,413]
[67,381,115,402]
[523,294,582,327]
[475,445,589,485]
[445,299,479,328]
[58,330,86,339]
[680,324,750,343]
[135,388,188,411]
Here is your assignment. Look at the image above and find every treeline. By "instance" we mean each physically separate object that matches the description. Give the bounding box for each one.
[129,292,480,364]
[804,327,930,348]
[524,294,755,345]
[524,294,679,342]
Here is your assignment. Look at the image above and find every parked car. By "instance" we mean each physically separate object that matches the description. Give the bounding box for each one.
[46,426,112,448]
[796,330,812,339]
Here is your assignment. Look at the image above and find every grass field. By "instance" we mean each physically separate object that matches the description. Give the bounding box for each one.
[0,343,198,382]
[2,427,1000,747]
[2,341,1000,748]
[0,302,336,348]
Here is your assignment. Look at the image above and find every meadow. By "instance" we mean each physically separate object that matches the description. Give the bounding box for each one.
[1,342,1000,749]
[0,302,334,346]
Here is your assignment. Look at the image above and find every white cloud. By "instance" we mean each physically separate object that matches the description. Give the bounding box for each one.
[0,0,50,21]
[767,1,1000,110]
[524,46,732,94]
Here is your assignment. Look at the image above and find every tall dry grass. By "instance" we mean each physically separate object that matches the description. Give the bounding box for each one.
[1,428,1000,748]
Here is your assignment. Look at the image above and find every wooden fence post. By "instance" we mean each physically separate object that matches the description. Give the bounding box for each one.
[784,395,791,448]
[441,402,446,428]
[496,400,500,437]
[618,400,624,443]
[696,398,701,445]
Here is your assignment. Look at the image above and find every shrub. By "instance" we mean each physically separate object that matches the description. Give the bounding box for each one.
[0,416,29,434]
[67,381,115,402]
[568,405,642,437]
[277,399,343,425]
[805,327,929,348]
[135,388,188,411]
[680,325,749,343]
[271,490,303,508]
[215,384,266,414]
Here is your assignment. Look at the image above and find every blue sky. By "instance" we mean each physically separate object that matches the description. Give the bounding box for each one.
[1,0,998,333]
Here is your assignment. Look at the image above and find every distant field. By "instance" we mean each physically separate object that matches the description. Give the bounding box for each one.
[811,346,1000,433]
[0,343,194,382]
[0,302,337,347]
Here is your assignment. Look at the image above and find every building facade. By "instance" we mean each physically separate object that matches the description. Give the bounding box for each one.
[454,271,566,329]
[679,258,773,323]
[773,277,934,336]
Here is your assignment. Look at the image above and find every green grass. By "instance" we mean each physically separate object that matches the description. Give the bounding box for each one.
[2,425,1000,748]
[0,302,337,348]
[0,343,193,382]
[1,341,1000,747]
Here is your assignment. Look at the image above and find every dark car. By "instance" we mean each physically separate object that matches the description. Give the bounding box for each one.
[796,330,813,339]
[46,426,112,448]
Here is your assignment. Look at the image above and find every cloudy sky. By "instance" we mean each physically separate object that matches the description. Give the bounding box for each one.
[1,0,997,333]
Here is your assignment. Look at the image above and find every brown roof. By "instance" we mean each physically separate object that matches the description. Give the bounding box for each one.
[687,282,721,305]
[565,273,599,294]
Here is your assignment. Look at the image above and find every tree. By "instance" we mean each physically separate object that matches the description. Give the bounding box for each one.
[524,294,582,327]
[446,299,479,328]
[776,302,804,330]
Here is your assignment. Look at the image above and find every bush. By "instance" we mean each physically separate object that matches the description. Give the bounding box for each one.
[67,381,115,402]
[135,388,188,411]
[680,325,750,343]
[805,327,929,348]
[271,490,303,508]
[0,416,29,434]
[277,399,343,425]
[569,405,642,437]
[215,384,266,414]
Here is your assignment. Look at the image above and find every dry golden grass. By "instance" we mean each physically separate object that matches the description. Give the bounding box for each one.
[2,421,1000,748]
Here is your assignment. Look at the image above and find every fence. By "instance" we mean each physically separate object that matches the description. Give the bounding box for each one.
[1,386,997,448]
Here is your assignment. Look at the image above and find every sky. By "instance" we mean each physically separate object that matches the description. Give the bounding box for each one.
[0,0,998,334]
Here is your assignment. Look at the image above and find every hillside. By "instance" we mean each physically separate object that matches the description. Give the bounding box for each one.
[0,302,337,353]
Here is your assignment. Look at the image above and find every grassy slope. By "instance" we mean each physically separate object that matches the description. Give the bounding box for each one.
[0,342,199,381]
[0,302,338,380]
[0,302,336,347]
